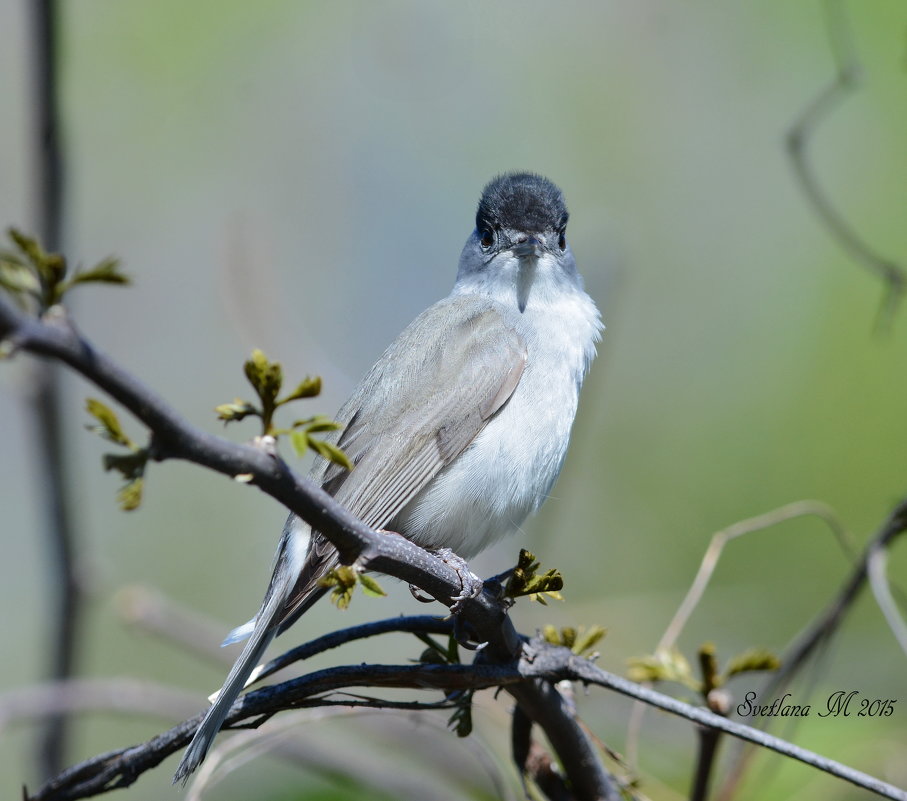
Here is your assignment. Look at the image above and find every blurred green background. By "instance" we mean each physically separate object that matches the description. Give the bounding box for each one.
[1,1,906,799]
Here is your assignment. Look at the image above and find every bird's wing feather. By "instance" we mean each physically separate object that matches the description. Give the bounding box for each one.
[277,297,526,627]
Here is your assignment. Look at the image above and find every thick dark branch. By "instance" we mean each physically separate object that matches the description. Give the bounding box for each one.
[690,723,722,801]
[28,631,906,801]
[28,662,521,801]
[27,0,79,777]
[0,296,518,656]
[507,679,620,801]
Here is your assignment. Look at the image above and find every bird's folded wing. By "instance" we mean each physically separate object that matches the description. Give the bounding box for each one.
[277,298,526,626]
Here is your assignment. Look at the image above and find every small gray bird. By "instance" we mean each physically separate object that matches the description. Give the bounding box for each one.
[174,173,603,782]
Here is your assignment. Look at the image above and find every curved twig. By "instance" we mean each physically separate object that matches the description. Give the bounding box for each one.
[626,500,850,766]
[251,615,455,685]
[786,0,906,328]
[867,544,907,658]
[717,497,907,800]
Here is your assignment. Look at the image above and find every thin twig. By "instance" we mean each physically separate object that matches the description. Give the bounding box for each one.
[507,678,621,801]
[786,0,906,329]
[717,497,907,800]
[867,545,907,658]
[626,500,850,766]
[187,707,513,801]
[114,585,244,666]
[0,294,511,648]
[660,501,850,653]
[0,679,202,734]
[250,615,454,685]
[116,585,456,677]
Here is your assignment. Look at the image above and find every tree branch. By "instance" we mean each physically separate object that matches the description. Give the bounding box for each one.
[544,649,907,801]
[2,297,614,799]
[251,615,456,685]
[27,662,521,801]
[0,295,516,652]
[5,295,904,801]
[25,630,907,801]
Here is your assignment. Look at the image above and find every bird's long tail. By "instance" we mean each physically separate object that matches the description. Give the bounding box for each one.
[172,580,283,784]
[172,519,325,784]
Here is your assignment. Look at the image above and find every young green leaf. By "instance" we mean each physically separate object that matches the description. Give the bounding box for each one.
[101,451,149,511]
[318,566,357,610]
[358,573,386,598]
[627,648,698,690]
[699,642,720,694]
[68,257,129,287]
[0,259,40,297]
[289,429,309,457]
[4,229,125,308]
[572,625,607,656]
[85,398,133,447]
[244,349,283,404]
[8,229,45,268]
[117,477,144,511]
[725,648,781,678]
[214,399,259,424]
[541,624,607,656]
[294,415,342,434]
[308,436,353,470]
[542,624,561,646]
[448,691,474,737]
[278,375,322,404]
[7,228,66,308]
[560,627,577,649]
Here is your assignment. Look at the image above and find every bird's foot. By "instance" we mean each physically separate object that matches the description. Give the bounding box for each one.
[433,547,484,614]
[408,584,434,603]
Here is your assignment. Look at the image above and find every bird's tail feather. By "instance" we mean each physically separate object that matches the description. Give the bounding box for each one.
[172,585,284,785]
[172,519,315,784]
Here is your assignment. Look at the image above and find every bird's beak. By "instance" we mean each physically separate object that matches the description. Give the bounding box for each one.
[513,236,543,313]
[511,235,545,260]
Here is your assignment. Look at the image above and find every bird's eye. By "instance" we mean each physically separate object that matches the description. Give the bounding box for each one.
[558,231,567,251]
[480,229,494,250]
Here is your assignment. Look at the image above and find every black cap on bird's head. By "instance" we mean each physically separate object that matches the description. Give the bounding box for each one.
[456,172,580,296]
[476,173,568,236]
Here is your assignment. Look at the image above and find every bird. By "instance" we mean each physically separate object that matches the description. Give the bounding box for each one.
[173,172,603,782]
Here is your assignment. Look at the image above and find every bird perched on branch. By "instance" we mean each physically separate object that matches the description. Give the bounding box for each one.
[174,172,602,782]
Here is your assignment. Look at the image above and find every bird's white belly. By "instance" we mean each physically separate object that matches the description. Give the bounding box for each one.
[393,292,595,558]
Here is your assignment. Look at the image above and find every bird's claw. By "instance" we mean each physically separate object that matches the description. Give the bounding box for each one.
[433,547,484,614]
[408,584,434,603]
